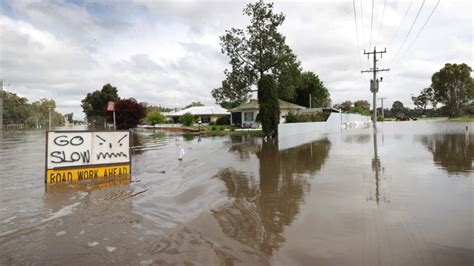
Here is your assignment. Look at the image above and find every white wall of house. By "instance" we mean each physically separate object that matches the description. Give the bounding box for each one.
[239,109,299,128]
[241,110,259,128]
[280,110,294,123]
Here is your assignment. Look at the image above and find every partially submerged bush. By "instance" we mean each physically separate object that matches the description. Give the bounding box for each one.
[179,112,194,126]
[216,116,230,125]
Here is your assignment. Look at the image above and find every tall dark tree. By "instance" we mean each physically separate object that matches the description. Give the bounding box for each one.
[294,71,331,108]
[258,75,280,136]
[354,100,370,113]
[335,101,353,112]
[412,87,434,115]
[431,63,474,117]
[81,83,119,127]
[114,98,146,129]
[212,0,301,105]
[391,100,406,119]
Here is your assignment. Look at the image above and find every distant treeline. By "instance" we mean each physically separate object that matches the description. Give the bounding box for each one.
[2,90,65,128]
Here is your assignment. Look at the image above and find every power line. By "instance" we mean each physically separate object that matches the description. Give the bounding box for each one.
[360,0,369,68]
[369,0,375,48]
[401,0,441,58]
[352,0,362,70]
[375,0,387,46]
[393,0,426,60]
[360,0,365,48]
[388,0,413,47]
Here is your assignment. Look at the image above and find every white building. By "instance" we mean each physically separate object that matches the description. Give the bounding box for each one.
[229,99,306,128]
[166,105,230,124]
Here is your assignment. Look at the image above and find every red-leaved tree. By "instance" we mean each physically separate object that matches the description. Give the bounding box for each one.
[112,98,146,129]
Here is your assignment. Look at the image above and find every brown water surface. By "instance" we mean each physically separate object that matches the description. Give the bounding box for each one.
[0,121,472,265]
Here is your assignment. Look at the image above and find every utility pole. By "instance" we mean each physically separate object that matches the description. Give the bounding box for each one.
[378,97,388,121]
[362,47,389,129]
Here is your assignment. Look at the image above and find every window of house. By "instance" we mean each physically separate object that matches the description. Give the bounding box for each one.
[244,112,254,121]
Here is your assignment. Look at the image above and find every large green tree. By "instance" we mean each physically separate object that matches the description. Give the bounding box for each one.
[81,83,119,127]
[335,101,353,112]
[2,91,64,128]
[212,0,301,105]
[391,100,406,119]
[354,100,370,113]
[431,63,474,117]
[294,71,331,108]
[211,68,253,106]
[412,87,435,115]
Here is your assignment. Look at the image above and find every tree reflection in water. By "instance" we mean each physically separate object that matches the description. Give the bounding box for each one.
[213,138,331,256]
[418,134,473,174]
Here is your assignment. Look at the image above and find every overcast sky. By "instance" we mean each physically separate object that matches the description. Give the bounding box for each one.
[0,0,472,119]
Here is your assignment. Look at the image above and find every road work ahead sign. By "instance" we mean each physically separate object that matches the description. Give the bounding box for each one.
[45,131,131,184]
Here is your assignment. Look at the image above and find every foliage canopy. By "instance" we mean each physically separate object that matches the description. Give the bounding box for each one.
[114,98,146,129]
[81,83,119,126]
[2,91,64,128]
[212,0,301,106]
[431,63,473,117]
[294,71,331,108]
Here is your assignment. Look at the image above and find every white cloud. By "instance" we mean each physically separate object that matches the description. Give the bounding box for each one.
[0,0,472,119]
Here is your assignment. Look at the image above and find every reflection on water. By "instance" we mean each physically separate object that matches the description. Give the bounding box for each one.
[343,133,371,144]
[418,133,473,174]
[371,132,386,204]
[214,139,331,256]
[1,122,473,265]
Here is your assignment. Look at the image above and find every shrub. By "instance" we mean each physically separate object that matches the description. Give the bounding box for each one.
[209,121,216,126]
[460,104,474,115]
[351,106,370,116]
[143,111,166,125]
[179,112,194,126]
[216,116,230,125]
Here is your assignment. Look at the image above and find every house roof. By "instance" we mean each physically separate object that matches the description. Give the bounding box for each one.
[166,106,230,117]
[230,99,305,112]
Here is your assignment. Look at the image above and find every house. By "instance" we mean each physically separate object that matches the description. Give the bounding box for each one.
[230,99,306,128]
[166,105,230,124]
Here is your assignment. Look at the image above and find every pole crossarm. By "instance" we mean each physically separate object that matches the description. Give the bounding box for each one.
[361,68,390,73]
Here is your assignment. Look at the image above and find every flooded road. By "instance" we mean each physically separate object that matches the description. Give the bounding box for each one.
[0,121,472,265]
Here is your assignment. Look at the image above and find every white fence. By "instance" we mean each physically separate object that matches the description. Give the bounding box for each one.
[278,113,370,150]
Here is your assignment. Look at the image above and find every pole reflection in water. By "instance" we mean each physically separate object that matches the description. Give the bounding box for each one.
[213,138,331,256]
[370,131,388,205]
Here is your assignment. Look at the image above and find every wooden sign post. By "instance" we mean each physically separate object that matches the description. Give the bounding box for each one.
[107,101,116,130]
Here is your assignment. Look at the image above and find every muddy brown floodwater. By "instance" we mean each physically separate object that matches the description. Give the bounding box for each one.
[0,121,473,265]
